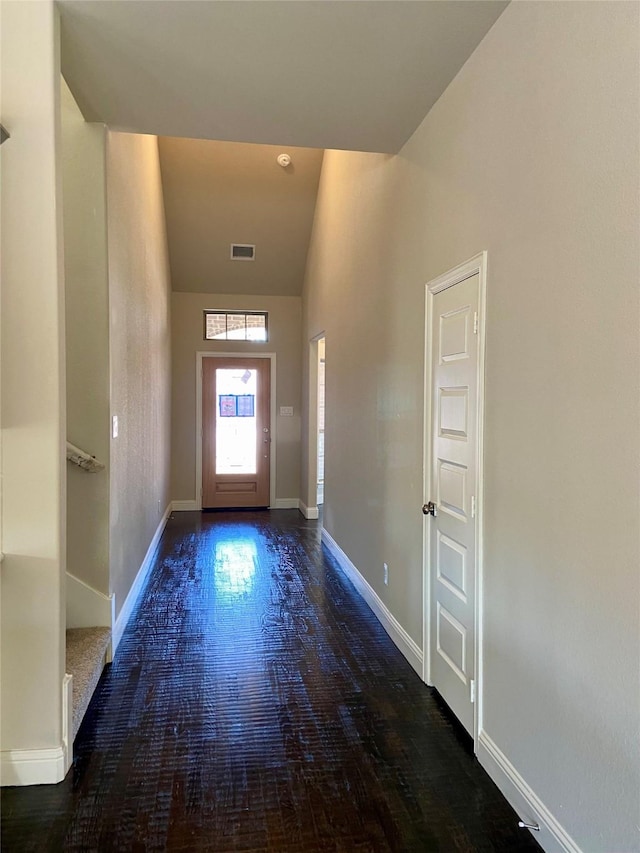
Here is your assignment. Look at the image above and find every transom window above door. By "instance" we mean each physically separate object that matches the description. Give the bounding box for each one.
[204,311,268,342]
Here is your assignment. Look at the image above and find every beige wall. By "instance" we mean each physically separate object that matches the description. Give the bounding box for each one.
[171,293,301,504]
[61,79,110,595]
[0,0,66,767]
[107,132,171,617]
[302,2,639,850]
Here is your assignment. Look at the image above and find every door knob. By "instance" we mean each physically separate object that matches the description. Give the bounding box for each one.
[422,501,437,517]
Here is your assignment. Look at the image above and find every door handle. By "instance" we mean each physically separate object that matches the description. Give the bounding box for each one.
[422,501,437,517]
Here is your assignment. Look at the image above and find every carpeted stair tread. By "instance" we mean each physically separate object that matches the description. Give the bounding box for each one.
[66,627,111,740]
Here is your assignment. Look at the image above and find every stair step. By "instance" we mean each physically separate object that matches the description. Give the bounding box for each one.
[66,627,111,740]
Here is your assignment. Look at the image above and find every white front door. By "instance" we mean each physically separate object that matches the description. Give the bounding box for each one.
[425,259,484,737]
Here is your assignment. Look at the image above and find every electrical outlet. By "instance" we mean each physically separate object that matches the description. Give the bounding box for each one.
[383,562,389,585]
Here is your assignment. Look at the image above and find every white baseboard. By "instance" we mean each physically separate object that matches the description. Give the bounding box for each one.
[272,498,300,510]
[478,730,582,853]
[112,504,171,653]
[299,501,319,520]
[2,675,75,787]
[173,499,304,512]
[171,499,199,512]
[66,572,114,631]
[1,745,67,786]
[62,673,73,773]
[321,528,423,677]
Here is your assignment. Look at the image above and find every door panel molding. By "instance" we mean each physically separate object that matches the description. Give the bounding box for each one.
[436,602,469,685]
[195,351,277,510]
[423,251,487,750]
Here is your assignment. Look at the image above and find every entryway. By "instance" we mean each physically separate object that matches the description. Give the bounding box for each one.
[202,356,272,508]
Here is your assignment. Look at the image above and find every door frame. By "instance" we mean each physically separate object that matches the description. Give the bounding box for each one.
[195,351,277,510]
[316,337,326,507]
[422,251,487,748]
[303,332,326,520]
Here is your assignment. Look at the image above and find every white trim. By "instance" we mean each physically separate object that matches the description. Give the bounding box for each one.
[196,351,277,510]
[422,281,432,687]
[299,501,319,520]
[173,496,298,513]
[426,252,488,294]
[476,254,488,742]
[322,528,423,677]
[1,746,67,786]
[272,498,299,510]
[2,586,76,784]
[66,572,114,631]
[112,503,171,653]
[62,673,73,773]
[171,499,199,512]
[423,251,487,748]
[229,243,256,261]
[478,731,583,853]
[305,333,326,514]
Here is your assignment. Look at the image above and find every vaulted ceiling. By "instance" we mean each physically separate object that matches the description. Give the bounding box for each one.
[159,138,324,296]
[58,0,508,296]
[58,0,508,154]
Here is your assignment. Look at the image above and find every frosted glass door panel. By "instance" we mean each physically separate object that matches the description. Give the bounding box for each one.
[202,357,270,509]
[215,368,257,475]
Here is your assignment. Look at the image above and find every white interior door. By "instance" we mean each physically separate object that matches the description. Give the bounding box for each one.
[425,267,483,737]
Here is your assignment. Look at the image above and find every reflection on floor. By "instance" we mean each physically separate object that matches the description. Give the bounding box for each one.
[1,510,540,852]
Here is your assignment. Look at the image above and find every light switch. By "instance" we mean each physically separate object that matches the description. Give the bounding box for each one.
[112,415,119,438]
[279,406,294,417]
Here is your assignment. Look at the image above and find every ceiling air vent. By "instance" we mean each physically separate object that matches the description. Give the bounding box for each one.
[230,243,255,261]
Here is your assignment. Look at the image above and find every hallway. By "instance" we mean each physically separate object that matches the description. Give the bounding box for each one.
[2,511,539,852]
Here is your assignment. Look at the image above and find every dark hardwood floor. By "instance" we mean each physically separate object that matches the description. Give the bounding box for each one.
[1,510,541,852]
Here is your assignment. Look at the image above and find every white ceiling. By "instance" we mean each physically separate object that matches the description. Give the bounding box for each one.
[59,0,508,154]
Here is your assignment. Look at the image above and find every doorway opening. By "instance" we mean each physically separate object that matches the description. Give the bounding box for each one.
[199,353,275,509]
[303,334,325,520]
